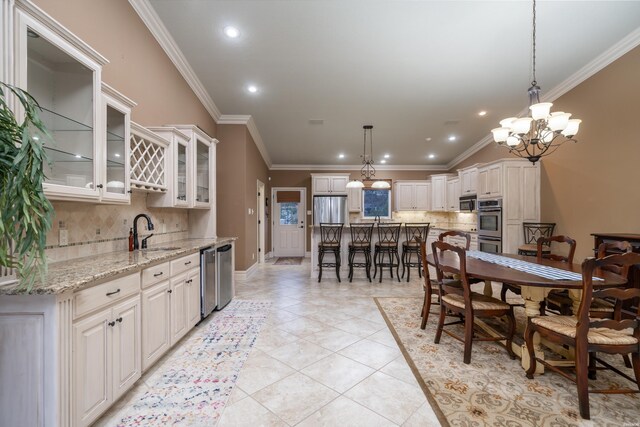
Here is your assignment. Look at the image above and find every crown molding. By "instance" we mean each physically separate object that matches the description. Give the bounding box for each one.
[218,115,273,167]
[448,26,640,170]
[269,164,448,171]
[128,0,221,121]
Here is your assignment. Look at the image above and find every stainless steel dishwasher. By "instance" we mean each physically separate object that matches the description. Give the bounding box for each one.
[216,244,233,309]
[201,247,217,318]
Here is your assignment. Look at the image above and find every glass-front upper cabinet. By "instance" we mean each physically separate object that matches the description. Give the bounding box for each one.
[146,127,191,208]
[195,139,210,206]
[101,84,136,204]
[14,6,108,201]
[176,142,188,204]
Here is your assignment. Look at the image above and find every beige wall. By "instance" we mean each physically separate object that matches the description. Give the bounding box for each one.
[32,0,216,136]
[244,129,271,268]
[451,46,640,260]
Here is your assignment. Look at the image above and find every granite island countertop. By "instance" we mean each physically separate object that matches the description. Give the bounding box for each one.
[0,237,236,296]
[309,224,477,233]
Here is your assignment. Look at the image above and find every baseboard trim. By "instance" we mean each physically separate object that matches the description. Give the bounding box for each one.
[265,251,274,260]
[234,262,259,281]
[305,251,311,258]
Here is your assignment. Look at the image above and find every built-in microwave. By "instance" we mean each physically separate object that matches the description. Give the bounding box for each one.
[459,195,476,212]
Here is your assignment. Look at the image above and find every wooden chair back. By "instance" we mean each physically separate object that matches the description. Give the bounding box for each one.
[577,253,640,343]
[597,241,633,277]
[319,223,344,245]
[523,222,556,245]
[438,230,471,250]
[377,223,401,245]
[537,235,576,264]
[418,238,432,283]
[404,223,430,245]
[349,223,373,245]
[431,240,470,298]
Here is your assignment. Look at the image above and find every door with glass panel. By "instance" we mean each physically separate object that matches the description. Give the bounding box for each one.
[273,189,306,257]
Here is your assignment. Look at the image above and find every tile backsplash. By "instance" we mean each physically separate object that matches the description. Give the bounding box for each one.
[349,211,477,231]
[45,192,189,262]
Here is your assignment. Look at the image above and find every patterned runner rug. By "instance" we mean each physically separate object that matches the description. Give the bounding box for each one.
[274,257,303,265]
[116,300,271,426]
[375,297,640,427]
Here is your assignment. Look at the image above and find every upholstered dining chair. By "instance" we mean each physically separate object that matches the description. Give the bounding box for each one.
[432,240,516,364]
[524,251,640,420]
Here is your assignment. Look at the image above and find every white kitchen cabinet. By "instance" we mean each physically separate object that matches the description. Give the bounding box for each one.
[430,174,451,211]
[130,123,169,192]
[147,127,191,208]
[166,125,217,209]
[312,174,350,194]
[348,187,362,212]
[186,267,201,328]
[141,280,171,371]
[446,177,461,211]
[395,181,431,211]
[14,5,109,202]
[100,84,136,204]
[470,234,478,251]
[459,166,478,196]
[170,273,188,346]
[73,294,141,427]
[477,163,502,199]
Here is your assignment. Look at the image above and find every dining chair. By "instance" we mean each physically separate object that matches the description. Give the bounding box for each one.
[524,251,640,420]
[373,223,402,283]
[438,230,470,249]
[518,222,556,256]
[401,223,430,282]
[432,240,516,364]
[348,223,374,283]
[589,241,634,318]
[539,236,577,315]
[318,223,344,282]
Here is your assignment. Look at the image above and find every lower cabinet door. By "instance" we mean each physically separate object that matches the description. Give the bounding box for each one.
[73,309,112,427]
[186,267,201,328]
[170,273,188,346]
[112,296,141,401]
[141,281,171,372]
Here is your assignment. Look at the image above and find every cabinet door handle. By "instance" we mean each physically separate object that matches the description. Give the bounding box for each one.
[127,190,132,194]
[106,289,121,297]
[108,321,116,327]
[184,261,192,266]
[96,184,104,189]
[485,192,490,195]
[116,317,123,323]
[153,272,164,277]
[167,289,173,294]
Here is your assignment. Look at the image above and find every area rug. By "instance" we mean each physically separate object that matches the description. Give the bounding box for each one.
[116,300,272,426]
[274,257,303,265]
[375,297,640,427]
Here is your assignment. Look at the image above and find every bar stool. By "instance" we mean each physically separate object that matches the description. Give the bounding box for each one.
[401,223,430,282]
[518,222,555,256]
[373,223,402,283]
[348,223,374,282]
[318,223,344,282]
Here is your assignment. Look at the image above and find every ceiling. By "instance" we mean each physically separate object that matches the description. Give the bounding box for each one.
[148,1,640,167]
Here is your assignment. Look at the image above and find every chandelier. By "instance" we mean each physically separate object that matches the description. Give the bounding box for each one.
[346,125,390,189]
[491,0,581,164]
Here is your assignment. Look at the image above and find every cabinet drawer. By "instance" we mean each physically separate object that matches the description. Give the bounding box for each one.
[142,262,170,289]
[74,273,140,319]
[170,252,200,276]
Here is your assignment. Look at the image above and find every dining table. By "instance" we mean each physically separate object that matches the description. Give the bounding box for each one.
[425,251,627,372]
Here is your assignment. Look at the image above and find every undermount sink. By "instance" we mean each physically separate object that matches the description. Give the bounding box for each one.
[143,247,180,252]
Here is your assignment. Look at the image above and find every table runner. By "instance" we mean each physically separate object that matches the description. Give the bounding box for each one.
[466,250,603,281]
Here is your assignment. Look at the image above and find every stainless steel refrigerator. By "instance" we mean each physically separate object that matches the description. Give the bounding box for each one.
[313,195,348,225]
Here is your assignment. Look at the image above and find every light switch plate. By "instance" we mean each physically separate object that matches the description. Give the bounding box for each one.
[59,229,68,246]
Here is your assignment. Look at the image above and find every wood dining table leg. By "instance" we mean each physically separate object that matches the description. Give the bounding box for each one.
[483,280,493,297]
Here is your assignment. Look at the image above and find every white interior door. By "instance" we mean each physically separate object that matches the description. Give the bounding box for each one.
[273,188,305,257]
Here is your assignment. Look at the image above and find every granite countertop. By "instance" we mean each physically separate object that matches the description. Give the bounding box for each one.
[310,224,477,233]
[0,237,236,296]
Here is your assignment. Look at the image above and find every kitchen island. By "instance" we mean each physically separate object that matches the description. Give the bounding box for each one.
[0,238,235,427]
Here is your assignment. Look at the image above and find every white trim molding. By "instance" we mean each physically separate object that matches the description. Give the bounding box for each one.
[218,115,272,167]
[128,0,221,121]
[234,262,259,281]
[270,163,448,171]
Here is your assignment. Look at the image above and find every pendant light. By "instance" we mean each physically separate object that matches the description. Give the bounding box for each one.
[346,125,390,189]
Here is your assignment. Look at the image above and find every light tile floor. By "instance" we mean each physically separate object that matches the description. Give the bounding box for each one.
[97,258,441,426]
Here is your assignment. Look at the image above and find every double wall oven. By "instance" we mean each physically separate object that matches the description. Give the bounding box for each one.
[477,199,502,253]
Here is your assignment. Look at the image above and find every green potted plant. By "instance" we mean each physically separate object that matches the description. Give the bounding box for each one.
[0,82,54,291]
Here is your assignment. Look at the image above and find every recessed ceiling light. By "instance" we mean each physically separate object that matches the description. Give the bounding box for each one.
[425,137,432,142]
[247,85,258,93]
[223,26,240,38]
[448,135,456,142]
[380,159,387,164]
[114,153,121,158]
[383,154,390,159]
[478,111,487,116]
[32,135,40,141]
[428,154,436,159]
[75,154,82,158]
[338,154,345,159]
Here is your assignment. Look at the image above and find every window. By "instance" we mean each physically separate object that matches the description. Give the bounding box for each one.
[362,189,391,219]
[279,202,299,225]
